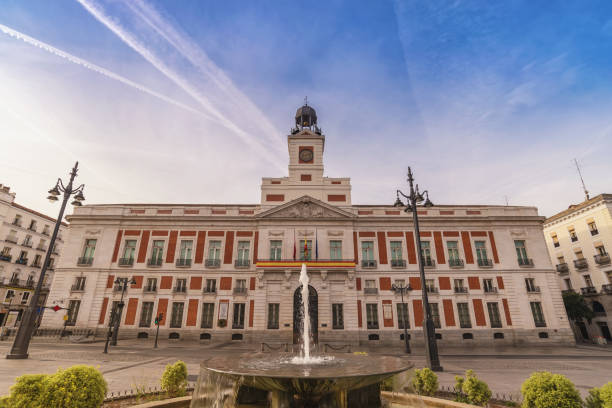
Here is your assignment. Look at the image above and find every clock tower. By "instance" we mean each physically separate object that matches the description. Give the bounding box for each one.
[260,102,352,207]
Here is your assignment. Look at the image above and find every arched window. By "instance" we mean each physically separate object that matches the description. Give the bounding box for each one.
[592,301,606,315]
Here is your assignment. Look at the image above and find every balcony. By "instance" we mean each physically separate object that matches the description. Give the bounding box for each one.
[573,259,589,270]
[594,254,611,265]
[423,258,435,268]
[233,287,248,295]
[205,258,221,268]
[580,286,598,296]
[518,258,534,267]
[590,229,599,236]
[5,236,18,244]
[235,259,250,268]
[70,284,85,293]
[364,287,378,295]
[426,286,438,294]
[601,284,612,295]
[556,263,569,274]
[361,260,377,268]
[526,286,541,293]
[143,286,157,293]
[0,254,12,262]
[25,278,35,288]
[484,286,498,294]
[553,242,560,248]
[21,241,32,248]
[391,259,406,268]
[454,287,468,294]
[173,286,187,294]
[176,258,192,268]
[570,235,578,242]
[118,257,134,267]
[535,322,547,327]
[203,287,217,295]
[148,257,163,267]
[448,259,464,268]
[15,258,28,265]
[31,261,41,268]
[77,257,93,266]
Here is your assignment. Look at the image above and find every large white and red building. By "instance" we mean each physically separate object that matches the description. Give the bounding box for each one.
[41,104,573,347]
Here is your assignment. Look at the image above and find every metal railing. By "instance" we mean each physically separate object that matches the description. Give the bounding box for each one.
[590,229,599,236]
[77,257,93,266]
[147,257,162,267]
[143,286,157,293]
[423,258,435,268]
[15,258,28,265]
[173,286,187,293]
[526,286,541,293]
[176,258,192,267]
[556,263,569,273]
[233,287,247,295]
[361,260,377,268]
[70,284,85,292]
[203,287,217,294]
[118,257,134,266]
[484,286,498,293]
[573,258,589,270]
[0,254,12,262]
[580,286,598,296]
[594,253,610,265]
[205,258,221,268]
[477,258,493,267]
[235,259,250,268]
[363,287,378,295]
[518,258,534,267]
[454,287,468,293]
[602,284,612,294]
[448,258,464,268]
[570,235,578,242]
[22,241,32,248]
[426,286,438,294]
[391,259,406,268]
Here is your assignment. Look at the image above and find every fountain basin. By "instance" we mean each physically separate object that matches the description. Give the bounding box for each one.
[190,353,412,408]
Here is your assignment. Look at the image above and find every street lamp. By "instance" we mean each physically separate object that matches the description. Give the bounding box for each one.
[394,166,443,371]
[104,276,136,353]
[391,282,412,353]
[7,162,85,359]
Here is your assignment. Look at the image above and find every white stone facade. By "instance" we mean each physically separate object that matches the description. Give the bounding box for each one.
[41,106,573,347]
[543,194,612,342]
[0,184,66,328]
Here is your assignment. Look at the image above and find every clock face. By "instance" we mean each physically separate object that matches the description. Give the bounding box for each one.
[299,148,314,162]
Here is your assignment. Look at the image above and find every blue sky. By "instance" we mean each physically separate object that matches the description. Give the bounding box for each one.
[0,0,611,217]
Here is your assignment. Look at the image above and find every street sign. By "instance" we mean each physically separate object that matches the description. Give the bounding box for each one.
[53,305,61,312]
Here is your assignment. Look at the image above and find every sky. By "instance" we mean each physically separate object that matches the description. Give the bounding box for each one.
[0,0,611,219]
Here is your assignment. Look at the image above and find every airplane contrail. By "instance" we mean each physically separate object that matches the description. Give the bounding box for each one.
[0,23,217,123]
[76,0,286,167]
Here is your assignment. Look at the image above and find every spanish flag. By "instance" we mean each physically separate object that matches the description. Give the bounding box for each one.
[304,239,308,259]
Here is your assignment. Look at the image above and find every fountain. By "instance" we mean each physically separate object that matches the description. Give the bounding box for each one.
[190,264,413,408]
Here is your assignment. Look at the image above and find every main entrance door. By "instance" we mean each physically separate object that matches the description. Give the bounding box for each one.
[293,285,318,344]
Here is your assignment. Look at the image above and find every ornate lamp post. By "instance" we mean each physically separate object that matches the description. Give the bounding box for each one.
[391,282,412,353]
[7,162,85,359]
[104,276,136,353]
[394,166,443,371]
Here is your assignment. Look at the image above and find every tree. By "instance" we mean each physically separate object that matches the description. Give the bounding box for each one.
[562,291,593,323]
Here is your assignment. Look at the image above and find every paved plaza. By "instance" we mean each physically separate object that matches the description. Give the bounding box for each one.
[0,339,611,399]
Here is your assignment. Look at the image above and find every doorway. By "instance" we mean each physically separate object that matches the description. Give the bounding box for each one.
[598,322,612,341]
[293,285,318,344]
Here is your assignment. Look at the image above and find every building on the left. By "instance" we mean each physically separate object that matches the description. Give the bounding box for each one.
[0,184,67,329]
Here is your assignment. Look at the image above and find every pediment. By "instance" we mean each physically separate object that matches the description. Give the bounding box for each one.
[257,196,355,219]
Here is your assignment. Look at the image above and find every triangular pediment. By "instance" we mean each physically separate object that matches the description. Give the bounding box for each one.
[257,196,355,219]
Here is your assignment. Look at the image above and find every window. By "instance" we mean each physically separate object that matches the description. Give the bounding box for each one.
[299,240,313,260]
[235,279,247,294]
[487,302,502,328]
[514,240,529,264]
[425,279,436,292]
[12,214,22,226]
[38,239,46,250]
[584,274,593,287]
[232,303,245,329]
[447,241,460,261]
[365,279,376,290]
[82,239,96,259]
[568,228,578,242]
[330,240,342,260]
[237,241,250,262]
[575,250,585,259]
[122,240,137,260]
[430,303,441,328]
[72,276,86,291]
[179,240,193,261]
[208,241,222,260]
[175,278,187,292]
[457,303,471,328]
[170,302,184,328]
[530,301,546,327]
[267,303,279,329]
[201,303,215,328]
[33,254,41,267]
[5,290,15,302]
[557,255,565,264]
[21,292,30,305]
[28,219,37,231]
[421,241,432,265]
[151,240,164,264]
[269,240,282,260]
[205,279,216,293]
[332,303,344,329]
[1,247,10,256]
[564,278,572,289]
[361,241,374,261]
[454,279,465,291]
[23,235,32,246]
[483,279,495,293]
[596,245,607,256]
[366,303,379,329]
[145,278,157,292]
[66,300,81,326]
[551,234,560,248]
[390,241,402,260]
[525,278,537,292]
[588,221,599,236]
[396,302,409,329]
[17,251,27,262]
[139,302,154,327]
[42,225,50,235]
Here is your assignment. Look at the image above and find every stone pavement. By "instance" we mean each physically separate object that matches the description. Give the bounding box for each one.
[0,339,610,398]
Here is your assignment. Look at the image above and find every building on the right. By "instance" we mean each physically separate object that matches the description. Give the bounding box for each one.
[543,193,612,343]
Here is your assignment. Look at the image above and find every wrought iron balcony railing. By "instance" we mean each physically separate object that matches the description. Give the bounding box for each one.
[573,258,589,270]
[233,287,247,295]
[203,287,217,294]
[143,286,157,293]
[601,284,612,294]
[556,263,569,274]
[364,287,378,295]
[426,286,439,294]
[423,258,435,268]
[173,286,187,293]
[205,258,221,268]
[449,258,464,268]
[570,235,578,242]
[590,229,599,236]
[454,287,468,293]
[176,258,192,267]
[553,242,560,248]
[484,286,498,293]
[148,257,163,267]
[235,259,250,268]
[70,284,85,292]
[580,286,598,296]
[526,286,541,293]
[361,260,377,268]
[0,254,12,262]
[22,241,32,248]
[390,259,406,268]
[594,254,611,265]
[118,257,134,266]
[15,258,28,265]
[518,258,534,267]
[77,257,93,266]
[535,321,547,327]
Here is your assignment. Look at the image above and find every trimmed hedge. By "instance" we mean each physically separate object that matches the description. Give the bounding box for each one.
[161,360,188,397]
[521,372,582,408]
[454,370,492,406]
[412,367,439,397]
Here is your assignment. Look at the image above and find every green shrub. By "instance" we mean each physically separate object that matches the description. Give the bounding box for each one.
[411,367,438,396]
[161,360,188,397]
[0,395,12,408]
[41,365,107,408]
[585,387,603,408]
[520,372,582,408]
[8,373,49,408]
[601,382,612,408]
[454,370,491,406]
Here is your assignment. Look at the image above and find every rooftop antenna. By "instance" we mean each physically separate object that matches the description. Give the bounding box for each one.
[504,195,509,206]
[574,158,590,201]
[304,96,308,106]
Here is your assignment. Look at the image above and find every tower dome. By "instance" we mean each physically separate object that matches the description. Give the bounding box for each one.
[293,99,321,134]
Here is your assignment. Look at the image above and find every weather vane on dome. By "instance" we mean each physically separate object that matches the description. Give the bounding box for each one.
[304,96,308,106]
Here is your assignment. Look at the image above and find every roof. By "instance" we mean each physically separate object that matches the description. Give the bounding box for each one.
[11,202,68,227]
[544,193,612,224]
